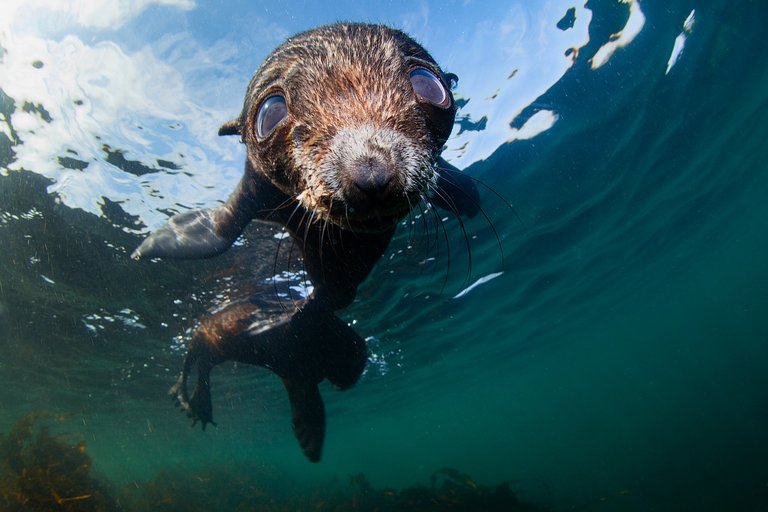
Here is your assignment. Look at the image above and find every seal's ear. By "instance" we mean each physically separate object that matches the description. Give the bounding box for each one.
[218,119,241,136]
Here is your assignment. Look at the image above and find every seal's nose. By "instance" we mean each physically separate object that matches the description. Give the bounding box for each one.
[351,156,394,200]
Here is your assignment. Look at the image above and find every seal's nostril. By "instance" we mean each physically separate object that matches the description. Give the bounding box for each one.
[353,172,392,195]
[352,157,393,197]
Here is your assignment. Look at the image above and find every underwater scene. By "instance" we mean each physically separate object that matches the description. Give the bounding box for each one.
[1,0,767,510]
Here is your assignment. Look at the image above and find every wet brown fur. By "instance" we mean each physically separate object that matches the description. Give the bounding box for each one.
[139,23,471,463]
[229,23,456,232]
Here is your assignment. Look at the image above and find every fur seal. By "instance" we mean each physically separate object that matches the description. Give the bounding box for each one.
[133,22,479,462]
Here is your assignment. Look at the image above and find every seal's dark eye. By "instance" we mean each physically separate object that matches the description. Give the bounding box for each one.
[409,67,451,109]
[256,94,288,139]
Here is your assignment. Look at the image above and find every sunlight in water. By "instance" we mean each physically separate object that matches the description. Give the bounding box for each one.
[590,0,646,69]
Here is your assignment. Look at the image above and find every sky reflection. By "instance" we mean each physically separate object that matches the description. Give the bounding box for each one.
[1,0,645,231]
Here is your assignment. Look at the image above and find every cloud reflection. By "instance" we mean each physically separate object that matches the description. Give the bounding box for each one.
[4,0,195,31]
[442,2,591,167]
[0,1,648,232]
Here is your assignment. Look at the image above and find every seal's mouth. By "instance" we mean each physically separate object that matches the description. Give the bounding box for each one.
[326,201,412,233]
[337,216,401,233]
[294,124,436,233]
[295,187,413,233]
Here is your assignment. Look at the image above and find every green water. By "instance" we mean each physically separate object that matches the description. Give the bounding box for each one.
[1,0,768,510]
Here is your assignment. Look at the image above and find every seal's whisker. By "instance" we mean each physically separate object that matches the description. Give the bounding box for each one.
[413,201,433,266]
[425,184,474,287]
[321,210,333,258]
[319,216,331,274]
[327,197,344,254]
[418,192,453,294]
[420,191,442,264]
[432,172,507,272]
[284,201,304,228]
[404,193,416,249]
[290,237,307,310]
[343,203,352,232]
[285,235,299,308]
[417,195,440,266]
[274,202,307,308]
[333,202,352,260]
[427,199,444,264]
[291,205,313,308]
[287,204,313,307]
[436,165,524,227]
[263,195,301,222]
[303,209,317,263]
[273,227,287,309]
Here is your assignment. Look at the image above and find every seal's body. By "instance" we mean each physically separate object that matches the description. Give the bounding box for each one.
[134,23,478,462]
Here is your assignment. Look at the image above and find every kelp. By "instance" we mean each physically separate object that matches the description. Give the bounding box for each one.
[1,413,550,511]
[0,412,117,511]
[121,465,550,512]
[336,468,546,512]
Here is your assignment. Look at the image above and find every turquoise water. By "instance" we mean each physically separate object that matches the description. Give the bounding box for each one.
[2,0,768,510]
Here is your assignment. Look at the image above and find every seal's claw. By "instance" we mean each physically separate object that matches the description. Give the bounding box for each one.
[169,381,190,411]
[167,341,218,429]
[187,382,215,427]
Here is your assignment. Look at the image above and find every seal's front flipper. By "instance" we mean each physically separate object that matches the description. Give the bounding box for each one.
[132,208,235,259]
[282,378,325,463]
[432,157,481,218]
[132,177,258,260]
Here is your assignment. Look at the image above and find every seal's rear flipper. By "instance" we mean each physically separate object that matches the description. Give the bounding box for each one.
[282,378,325,463]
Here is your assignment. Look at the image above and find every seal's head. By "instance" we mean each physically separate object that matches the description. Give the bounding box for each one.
[221,23,457,233]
